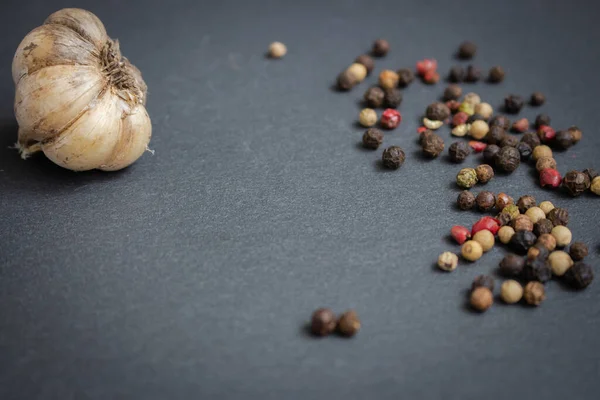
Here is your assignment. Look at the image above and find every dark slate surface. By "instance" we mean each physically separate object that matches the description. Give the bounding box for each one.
[1,0,599,399]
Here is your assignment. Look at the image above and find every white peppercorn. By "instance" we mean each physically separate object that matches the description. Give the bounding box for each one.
[437,252,459,272]
[548,250,574,276]
[359,108,377,127]
[551,226,572,247]
[501,280,523,304]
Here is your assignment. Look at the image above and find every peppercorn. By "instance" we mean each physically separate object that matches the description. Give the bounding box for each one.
[472,275,495,292]
[523,258,552,283]
[512,215,533,232]
[446,100,461,113]
[473,166,493,185]
[470,120,489,140]
[495,193,513,211]
[458,41,477,59]
[451,225,471,244]
[568,126,582,143]
[472,216,501,235]
[457,190,476,210]
[355,54,375,75]
[563,170,591,196]
[380,109,401,129]
[551,225,572,247]
[498,226,516,244]
[499,254,525,277]
[554,130,574,150]
[504,95,524,114]
[501,204,520,220]
[500,135,519,148]
[463,92,481,106]
[497,212,512,227]
[347,63,368,83]
[521,132,541,149]
[532,145,553,161]
[364,87,385,108]
[548,207,569,226]
[548,250,573,276]
[443,84,462,101]
[311,308,337,336]
[569,242,588,261]
[458,102,475,116]
[396,68,414,87]
[362,128,384,150]
[372,39,389,57]
[422,133,444,158]
[516,195,536,213]
[474,103,493,119]
[379,70,399,90]
[383,89,403,109]
[495,146,520,173]
[337,70,357,91]
[489,115,511,130]
[583,168,598,181]
[527,245,549,262]
[533,219,554,236]
[465,65,481,83]
[537,125,556,143]
[448,66,465,83]
[483,144,500,163]
[467,114,486,125]
[457,168,478,189]
[512,118,529,133]
[516,142,532,160]
[426,102,450,121]
[381,146,406,169]
[473,229,495,252]
[564,262,594,289]
[469,141,487,153]
[448,141,471,163]
[452,112,469,127]
[462,240,483,262]
[422,70,440,84]
[535,114,551,129]
[540,168,562,188]
[419,129,435,145]
[537,233,557,252]
[452,124,469,137]
[524,282,545,306]
[524,207,545,224]
[359,108,377,127]
[474,191,494,212]
[592,177,600,195]
[501,280,523,304]
[268,41,287,58]
[530,92,545,106]
[535,157,557,172]
[510,230,537,254]
[488,66,505,83]
[438,251,459,272]
[337,310,361,337]
[470,287,493,312]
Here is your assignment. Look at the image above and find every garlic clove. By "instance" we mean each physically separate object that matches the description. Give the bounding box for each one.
[15,64,105,142]
[44,8,107,50]
[12,24,97,85]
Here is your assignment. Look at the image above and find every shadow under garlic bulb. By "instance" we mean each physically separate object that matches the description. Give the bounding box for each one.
[12,8,151,171]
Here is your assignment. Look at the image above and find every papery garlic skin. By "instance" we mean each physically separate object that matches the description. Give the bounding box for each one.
[13,8,151,171]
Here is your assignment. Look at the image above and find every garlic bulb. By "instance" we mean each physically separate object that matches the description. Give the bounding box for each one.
[12,8,151,171]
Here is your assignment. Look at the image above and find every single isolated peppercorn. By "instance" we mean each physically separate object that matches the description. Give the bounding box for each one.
[268,41,287,58]
[569,242,589,261]
[380,108,402,129]
[472,274,495,292]
[568,126,582,143]
[535,114,551,129]
[359,108,378,127]
[363,87,385,108]
[437,251,459,272]
[337,70,357,91]
[548,207,569,226]
[382,146,406,169]
[530,92,545,106]
[465,65,481,82]
[510,230,537,254]
[495,192,514,211]
[522,257,552,283]
[524,281,546,306]
[362,128,384,150]
[517,195,536,213]
[355,54,375,75]
[521,132,541,149]
[534,219,554,236]
[504,95,524,114]
[311,308,337,336]
[501,280,523,304]
[457,190,476,210]
[444,84,463,101]
[458,41,477,59]
[384,89,403,108]
[451,225,471,244]
[500,135,519,148]
[495,146,521,173]
[554,130,574,150]
[488,66,505,83]
[397,68,414,87]
[499,254,526,277]
[540,168,562,188]
[337,310,361,337]
[475,164,494,184]
[426,102,451,121]
[448,141,471,163]
[422,133,445,158]
[470,287,493,312]
[448,66,465,83]
[372,39,390,57]
[483,144,501,163]
[476,191,495,211]
[516,142,532,160]
[537,233,557,252]
[563,170,591,196]
[489,115,511,130]
[457,168,478,189]
[564,262,594,289]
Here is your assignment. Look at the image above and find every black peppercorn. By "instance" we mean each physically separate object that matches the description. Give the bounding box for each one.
[488,66,505,83]
[448,66,465,83]
[471,274,494,292]
[516,142,532,160]
[311,308,337,336]
[500,134,519,148]
[510,230,537,254]
[564,262,594,289]
[563,170,590,196]
[489,115,511,130]
[465,65,481,82]
[569,242,589,261]
[516,195,536,213]
[504,95,524,114]
[418,129,434,145]
[483,144,501,163]
[568,126,582,143]
[554,130,574,150]
[467,114,487,124]
[355,54,375,75]
[499,254,526,277]
[583,168,599,181]
[530,92,545,106]
[521,132,541,149]
[458,41,477,59]
[384,89,403,108]
[397,68,414,87]
[527,244,550,262]
[448,141,471,163]
[382,146,406,169]
[422,133,445,158]
[548,207,569,226]
[337,310,361,337]
[372,39,390,57]
[476,191,496,211]
[522,257,552,283]
[534,114,551,129]
[337,70,357,91]
[533,219,554,236]
[457,190,476,210]
[485,126,506,145]
[362,128,384,150]
[426,102,451,121]
[444,84,462,101]
[495,146,521,173]
[364,87,385,108]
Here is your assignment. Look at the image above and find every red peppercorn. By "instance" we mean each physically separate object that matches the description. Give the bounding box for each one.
[417,126,427,134]
[453,112,469,127]
[469,141,487,153]
[416,59,437,76]
[451,225,471,245]
[472,216,501,236]
[423,71,440,84]
[512,118,529,133]
[537,125,556,143]
[540,168,562,188]
[380,109,402,129]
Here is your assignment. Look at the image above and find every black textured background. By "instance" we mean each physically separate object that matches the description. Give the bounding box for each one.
[1,1,599,399]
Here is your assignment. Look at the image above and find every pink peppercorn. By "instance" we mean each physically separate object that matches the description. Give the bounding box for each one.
[540,168,562,188]
[472,216,500,236]
[417,126,427,134]
[453,112,469,127]
[380,109,402,129]
[512,118,529,133]
[537,125,556,143]
[451,225,471,245]
[469,141,487,153]
[446,100,460,113]
[423,71,440,84]
[416,59,437,77]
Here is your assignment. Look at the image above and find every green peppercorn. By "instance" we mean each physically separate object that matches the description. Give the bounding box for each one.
[457,190,476,210]
[502,204,520,220]
[457,168,478,189]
